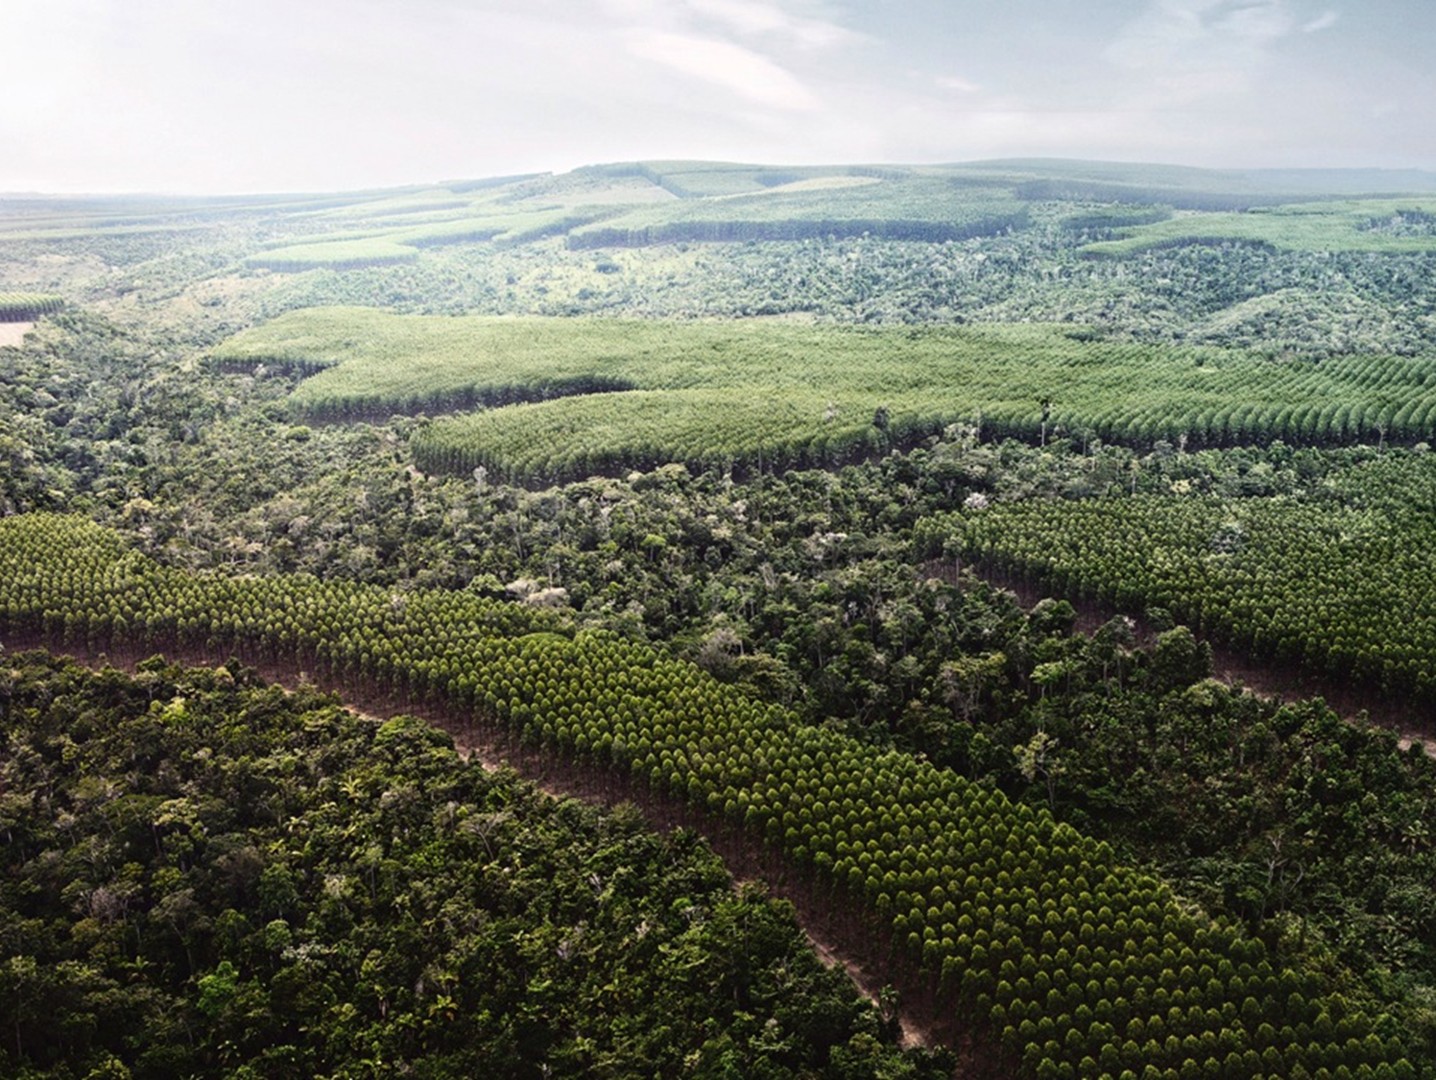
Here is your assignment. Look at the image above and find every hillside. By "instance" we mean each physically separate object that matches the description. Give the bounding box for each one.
[2,158,1435,1077]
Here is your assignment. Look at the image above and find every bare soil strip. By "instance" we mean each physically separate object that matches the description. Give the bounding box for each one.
[0,322,35,347]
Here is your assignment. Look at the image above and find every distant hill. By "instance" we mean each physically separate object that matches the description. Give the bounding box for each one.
[9,157,1436,263]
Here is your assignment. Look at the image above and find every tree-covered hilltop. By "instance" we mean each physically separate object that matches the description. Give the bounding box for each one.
[0,652,944,1080]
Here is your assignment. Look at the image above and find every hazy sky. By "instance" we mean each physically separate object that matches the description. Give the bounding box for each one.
[2,0,1432,194]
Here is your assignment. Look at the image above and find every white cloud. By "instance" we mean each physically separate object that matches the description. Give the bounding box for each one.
[684,0,859,50]
[1109,0,1296,63]
[1211,1,1297,43]
[1102,0,1300,104]
[624,28,820,111]
[1302,10,1339,33]
[935,75,982,94]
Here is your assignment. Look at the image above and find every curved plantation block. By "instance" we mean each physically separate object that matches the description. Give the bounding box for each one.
[921,452,1436,707]
[241,207,611,276]
[213,308,1436,484]
[0,291,64,321]
[0,513,1417,1078]
[399,207,606,247]
[410,388,939,482]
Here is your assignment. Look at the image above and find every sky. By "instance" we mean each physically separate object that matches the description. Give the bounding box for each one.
[1,0,1433,194]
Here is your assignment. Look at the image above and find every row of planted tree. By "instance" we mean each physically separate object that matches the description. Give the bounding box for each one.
[0,292,63,322]
[209,307,1436,492]
[0,512,1419,1078]
[918,452,1436,710]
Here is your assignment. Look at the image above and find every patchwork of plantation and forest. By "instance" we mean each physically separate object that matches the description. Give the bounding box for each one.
[212,308,1436,486]
[3,158,1436,1078]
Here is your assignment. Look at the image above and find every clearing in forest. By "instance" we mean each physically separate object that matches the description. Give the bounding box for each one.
[0,322,33,347]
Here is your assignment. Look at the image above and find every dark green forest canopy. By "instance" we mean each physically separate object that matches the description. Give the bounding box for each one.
[0,653,940,1080]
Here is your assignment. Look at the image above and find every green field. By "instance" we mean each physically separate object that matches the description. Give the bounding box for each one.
[213,307,1436,484]
[246,206,613,271]
[200,162,1436,277]
[1083,199,1436,255]
[240,168,1030,272]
